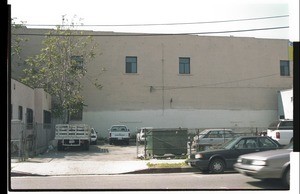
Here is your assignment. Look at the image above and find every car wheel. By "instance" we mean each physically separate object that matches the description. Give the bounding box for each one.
[209,158,225,174]
[282,167,290,188]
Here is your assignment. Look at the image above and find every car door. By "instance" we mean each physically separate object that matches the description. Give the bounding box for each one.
[200,131,221,145]
[226,137,260,168]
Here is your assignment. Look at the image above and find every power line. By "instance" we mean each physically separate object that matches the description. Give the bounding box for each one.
[18,15,289,27]
[152,73,282,91]
[13,26,289,37]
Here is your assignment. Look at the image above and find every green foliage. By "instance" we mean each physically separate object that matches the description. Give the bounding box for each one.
[21,16,98,122]
[146,162,188,168]
[11,18,28,59]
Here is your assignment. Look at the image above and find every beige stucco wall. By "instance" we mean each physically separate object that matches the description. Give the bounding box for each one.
[82,33,292,112]
[10,79,51,123]
[12,28,293,135]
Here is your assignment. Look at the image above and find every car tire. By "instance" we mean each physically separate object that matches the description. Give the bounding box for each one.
[282,167,290,188]
[209,158,225,174]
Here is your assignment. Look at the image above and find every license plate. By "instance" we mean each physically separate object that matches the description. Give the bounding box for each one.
[118,137,122,140]
[69,140,75,144]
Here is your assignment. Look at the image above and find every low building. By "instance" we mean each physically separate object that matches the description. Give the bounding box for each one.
[10,78,52,124]
[10,78,52,157]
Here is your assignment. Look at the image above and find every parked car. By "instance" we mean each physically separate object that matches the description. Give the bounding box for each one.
[186,136,281,174]
[191,129,235,151]
[108,125,130,145]
[267,119,293,145]
[234,142,292,187]
[136,127,153,143]
[90,128,98,145]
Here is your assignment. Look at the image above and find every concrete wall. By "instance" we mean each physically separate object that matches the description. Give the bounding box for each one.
[79,109,277,138]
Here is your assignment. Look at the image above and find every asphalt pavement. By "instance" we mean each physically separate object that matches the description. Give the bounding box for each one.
[10,143,197,176]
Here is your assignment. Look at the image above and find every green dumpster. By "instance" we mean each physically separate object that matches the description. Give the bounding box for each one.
[145,128,188,157]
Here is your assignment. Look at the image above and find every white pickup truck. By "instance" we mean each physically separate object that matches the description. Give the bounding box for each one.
[267,120,293,146]
[108,125,130,145]
[55,124,91,151]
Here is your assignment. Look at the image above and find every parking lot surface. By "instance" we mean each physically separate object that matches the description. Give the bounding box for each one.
[10,143,189,176]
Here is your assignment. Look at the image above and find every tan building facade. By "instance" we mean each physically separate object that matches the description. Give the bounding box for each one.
[12,28,293,137]
[10,78,52,124]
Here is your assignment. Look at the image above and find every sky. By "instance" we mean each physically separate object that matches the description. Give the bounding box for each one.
[8,0,299,41]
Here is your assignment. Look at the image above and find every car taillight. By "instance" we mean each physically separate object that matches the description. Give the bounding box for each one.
[109,132,111,137]
[276,132,280,139]
[129,133,130,137]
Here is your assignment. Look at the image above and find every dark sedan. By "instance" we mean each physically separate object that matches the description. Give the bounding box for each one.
[186,136,282,174]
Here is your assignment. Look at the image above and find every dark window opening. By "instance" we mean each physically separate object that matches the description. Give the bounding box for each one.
[126,56,137,73]
[18,106,23,120]
[280,60,290,76]
[43,110,51,124]
[26,108,34,124]
[70,109,83,121]
[71,55,84,69]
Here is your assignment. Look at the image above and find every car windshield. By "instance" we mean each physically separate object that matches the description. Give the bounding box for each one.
[221,137,240,149]
[111,126,127,131]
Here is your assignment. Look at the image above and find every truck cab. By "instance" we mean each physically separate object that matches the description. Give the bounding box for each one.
[267,120,293,146]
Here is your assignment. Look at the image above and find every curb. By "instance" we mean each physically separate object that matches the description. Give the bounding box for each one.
[10,171,47,177]
[10,167,200,177]
[126,167,199,174]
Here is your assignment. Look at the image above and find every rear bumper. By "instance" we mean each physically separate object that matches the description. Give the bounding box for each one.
[109,137,130,141]
[57,139,89,146]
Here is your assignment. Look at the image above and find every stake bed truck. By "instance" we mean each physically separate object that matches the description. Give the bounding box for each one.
[55,124,92,151]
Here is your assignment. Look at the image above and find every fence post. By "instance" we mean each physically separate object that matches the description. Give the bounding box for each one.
[144,129,147,159]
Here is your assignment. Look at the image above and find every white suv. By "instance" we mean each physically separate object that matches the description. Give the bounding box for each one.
[90,128,98,145]
[267,120,293,146]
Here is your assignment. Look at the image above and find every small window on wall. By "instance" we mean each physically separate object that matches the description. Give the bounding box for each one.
[18,106,23,120]
[280,60,290,76]
[43,110,51,124]
[26,108,34,124]
[71,55,84,69]
[179,57,190,74]
[126,56,137,73]
[70,109,83,121]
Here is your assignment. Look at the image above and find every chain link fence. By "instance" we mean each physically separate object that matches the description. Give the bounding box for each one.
[10,120,55,161]
[136,127,266,159]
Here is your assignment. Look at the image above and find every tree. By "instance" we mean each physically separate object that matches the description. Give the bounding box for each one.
[21,16,98,123]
